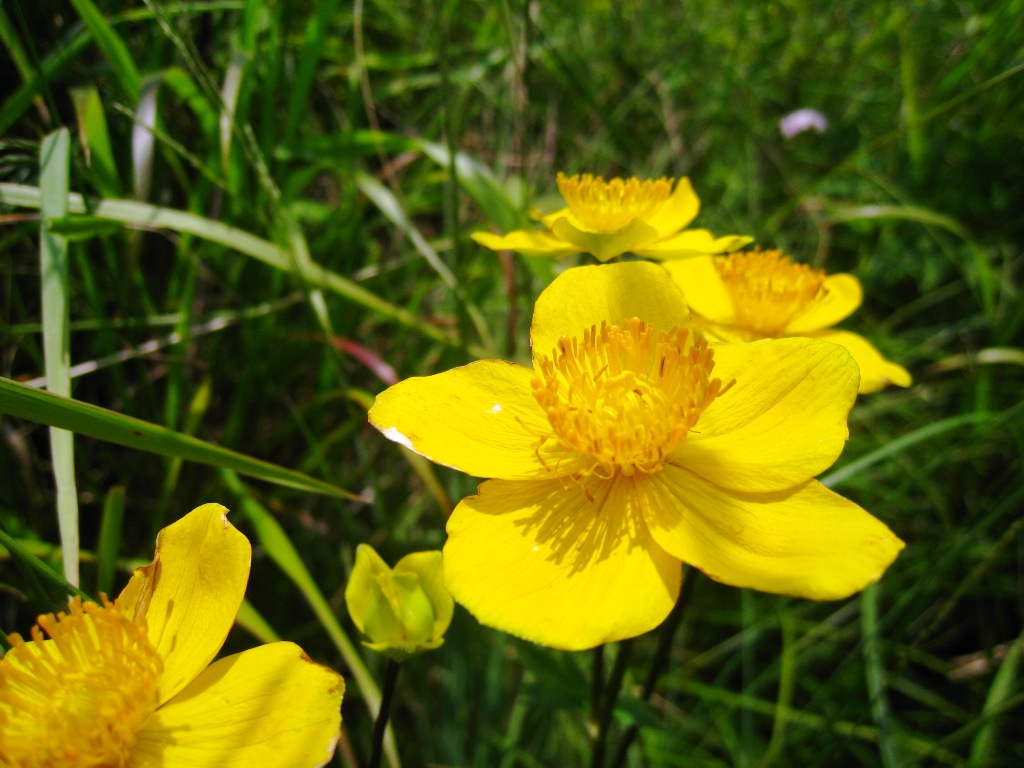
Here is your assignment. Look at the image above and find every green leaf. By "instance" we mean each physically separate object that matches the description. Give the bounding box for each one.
[0,376,360,500]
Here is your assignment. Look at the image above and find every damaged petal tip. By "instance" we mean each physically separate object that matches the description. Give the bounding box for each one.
[379,426,415,450]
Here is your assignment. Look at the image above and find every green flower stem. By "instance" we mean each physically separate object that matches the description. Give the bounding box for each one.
[591,639,634,768]
[369,660,401,768]
[609,572,699,768]
[590,644,605,737]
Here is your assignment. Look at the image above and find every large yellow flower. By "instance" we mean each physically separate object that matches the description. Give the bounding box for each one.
[369,262,904,651]
[663,249,912,393]
[472,173,751,263]
[0,504,345,768]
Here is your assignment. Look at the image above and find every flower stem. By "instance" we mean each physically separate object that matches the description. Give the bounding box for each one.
[591,639,633,768]
[368,660,400,768]
[590,644,605,736]
[609,571,698,768]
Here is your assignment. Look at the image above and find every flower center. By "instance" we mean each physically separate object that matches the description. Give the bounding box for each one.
[714,249,828,337]
[532,318,724,477]
[0,597,163,767]
[556,173,673,232]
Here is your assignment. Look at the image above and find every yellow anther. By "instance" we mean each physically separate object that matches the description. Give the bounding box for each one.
[0,597,162,768]
[532,318,723,477]
[714,249,828,336]
[556,173,674,232]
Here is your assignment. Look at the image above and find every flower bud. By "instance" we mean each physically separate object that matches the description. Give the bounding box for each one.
[345,544,453,661]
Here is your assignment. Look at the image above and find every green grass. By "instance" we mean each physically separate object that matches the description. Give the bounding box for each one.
[2,1,1023,766]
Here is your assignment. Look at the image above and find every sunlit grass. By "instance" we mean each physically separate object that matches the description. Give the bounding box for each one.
[2,1,1022,765]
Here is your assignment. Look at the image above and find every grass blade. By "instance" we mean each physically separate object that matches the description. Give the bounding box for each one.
[67,0,142,99]
[0,183,460,350]
[862,584,902,768]
[0,376,360,501]
[820,412,994,489]
[968,630,1024,766]
[70,85,121,196]
[40,128,80,587]
[95,485,126,597]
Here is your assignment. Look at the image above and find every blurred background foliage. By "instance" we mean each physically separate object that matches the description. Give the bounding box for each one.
[1,0,1022,766]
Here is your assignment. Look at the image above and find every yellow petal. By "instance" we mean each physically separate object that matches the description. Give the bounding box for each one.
[118,503,252,706]
[369,360,588,480]
[635,229,753,260]
[133,642,344,768]
[530,262,691,361]
[644,177,700,238]
[673,338,858,492]
[550,216,660,262]
[444,475,681,651]
[395,551,454,641]
[786,273,862,333]
[639,468,904,599]
[812,329,912,393]
[539,206,572,230]
[471,229,581,257]
[661,256,734,322]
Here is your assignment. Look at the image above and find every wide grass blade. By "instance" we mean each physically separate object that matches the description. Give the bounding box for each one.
[40,128,80,587]
[0,376,359,500]
[67,0,141,99]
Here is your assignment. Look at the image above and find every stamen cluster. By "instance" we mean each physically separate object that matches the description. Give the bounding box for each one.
[556,173,673,232]
[532,318,723,477]
[0,597,163,767]
[714,249,827,336]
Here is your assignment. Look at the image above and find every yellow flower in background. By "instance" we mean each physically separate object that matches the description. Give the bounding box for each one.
[0,504,345,768]
[369,262,903,651]
[345,545,454,661]
[472,172,751,263]
[663,249,912,393]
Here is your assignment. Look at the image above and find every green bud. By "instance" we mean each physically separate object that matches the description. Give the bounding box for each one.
[345,544,454,662]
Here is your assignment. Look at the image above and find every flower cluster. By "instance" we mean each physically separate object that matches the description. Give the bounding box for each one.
[475,172,910,394]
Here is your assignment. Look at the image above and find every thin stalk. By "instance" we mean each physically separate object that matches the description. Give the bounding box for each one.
[609,572,698,768]
[591,640,633,768]
[862,584,901,768]
[590,643,605,737]
[369,660,401,768]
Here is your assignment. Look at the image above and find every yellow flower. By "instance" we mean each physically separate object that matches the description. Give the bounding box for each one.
[472,172,751,263]
[345,545,454,662]
[664,249,912,393]
[0,504,345,768]
[369,262,904,651]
